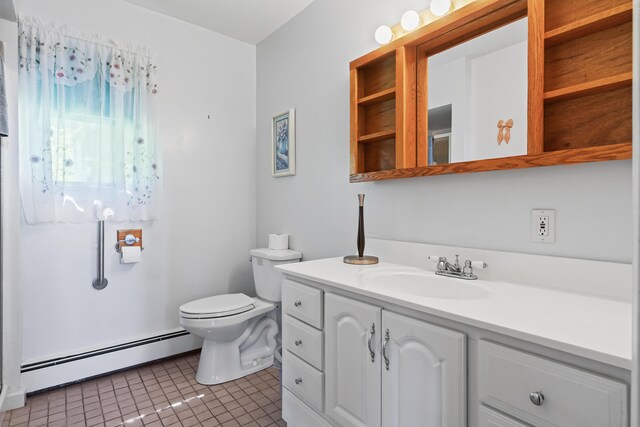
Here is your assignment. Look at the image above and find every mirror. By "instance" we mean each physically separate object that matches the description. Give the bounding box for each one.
[427,18,528,165]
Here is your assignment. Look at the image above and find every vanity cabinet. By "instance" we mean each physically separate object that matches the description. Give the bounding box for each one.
[324,293,466,427]
[281,275,629,427]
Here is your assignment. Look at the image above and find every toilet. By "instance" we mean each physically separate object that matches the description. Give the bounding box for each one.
[180,248,301,385]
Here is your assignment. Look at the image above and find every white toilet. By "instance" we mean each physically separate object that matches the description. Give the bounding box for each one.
[179,248,301,385]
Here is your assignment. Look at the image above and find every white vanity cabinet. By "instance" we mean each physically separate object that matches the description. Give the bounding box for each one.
[280,270,630,427]
[324,293,466,427]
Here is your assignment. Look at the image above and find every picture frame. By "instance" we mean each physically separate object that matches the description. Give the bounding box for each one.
[272,109,296,177]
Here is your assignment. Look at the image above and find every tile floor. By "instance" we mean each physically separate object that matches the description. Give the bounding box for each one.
[0,352,285,427]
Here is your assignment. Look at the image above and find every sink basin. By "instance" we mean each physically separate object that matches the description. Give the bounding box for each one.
[357,268,491,300]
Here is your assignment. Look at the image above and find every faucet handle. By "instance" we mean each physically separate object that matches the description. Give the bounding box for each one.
[469,260,488,269]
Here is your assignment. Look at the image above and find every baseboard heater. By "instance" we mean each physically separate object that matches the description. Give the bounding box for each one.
[21,330,190,373]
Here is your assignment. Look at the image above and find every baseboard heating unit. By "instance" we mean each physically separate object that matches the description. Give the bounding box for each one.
[21,329,201,393]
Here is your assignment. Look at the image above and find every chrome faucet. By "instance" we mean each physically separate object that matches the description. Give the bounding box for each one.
[429,254,487,280]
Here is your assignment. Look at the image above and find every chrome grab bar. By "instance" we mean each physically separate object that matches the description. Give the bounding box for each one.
[92,220,108,290]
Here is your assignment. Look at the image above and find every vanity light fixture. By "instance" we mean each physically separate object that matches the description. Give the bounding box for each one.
[400,10,421,31]
[430,0,452,17]
[374,25,394,45]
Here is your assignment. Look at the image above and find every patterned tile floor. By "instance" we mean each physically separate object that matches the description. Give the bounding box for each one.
[0,352,285,427]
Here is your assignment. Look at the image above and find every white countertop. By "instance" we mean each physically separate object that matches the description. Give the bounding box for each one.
[276,257,632,370]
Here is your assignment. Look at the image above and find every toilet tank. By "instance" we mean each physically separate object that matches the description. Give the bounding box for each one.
[250,248,302,303]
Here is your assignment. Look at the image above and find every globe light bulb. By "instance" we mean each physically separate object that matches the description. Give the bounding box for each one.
[401,10,421,31]
[430,0,452,17]
[374,25,394,45]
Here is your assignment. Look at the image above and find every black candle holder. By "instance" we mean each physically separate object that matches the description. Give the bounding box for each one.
[343,194,379,265]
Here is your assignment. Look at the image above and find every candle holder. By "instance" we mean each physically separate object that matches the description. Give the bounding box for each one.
[343,194,379,265]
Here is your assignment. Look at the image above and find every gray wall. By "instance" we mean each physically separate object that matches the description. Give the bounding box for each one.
[256,0,632,263]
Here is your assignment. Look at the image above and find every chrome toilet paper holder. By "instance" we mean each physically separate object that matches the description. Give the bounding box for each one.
[115,229,144,253]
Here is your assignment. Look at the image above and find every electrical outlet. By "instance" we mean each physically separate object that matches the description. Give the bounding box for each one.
[532,209,555,243]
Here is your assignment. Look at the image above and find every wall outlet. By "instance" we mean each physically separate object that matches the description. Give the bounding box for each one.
[532,209,555,243]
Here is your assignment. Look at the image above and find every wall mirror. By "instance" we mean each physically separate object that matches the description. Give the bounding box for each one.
[427,18,527,165]
[349,0,632,183]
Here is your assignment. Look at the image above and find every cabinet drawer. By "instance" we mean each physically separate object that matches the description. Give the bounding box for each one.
[479,341,627,427]
[282,388,332,427]
[283,315,324,370]
[283,279,324,329]
[479,406,528,427]
[283,351,325,413]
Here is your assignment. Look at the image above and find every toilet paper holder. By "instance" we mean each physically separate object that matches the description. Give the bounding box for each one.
[115,229,144,253]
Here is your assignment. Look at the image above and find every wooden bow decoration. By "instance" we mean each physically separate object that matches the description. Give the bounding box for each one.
[497,119,513,145]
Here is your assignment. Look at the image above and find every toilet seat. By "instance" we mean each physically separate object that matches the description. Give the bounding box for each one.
[180,293,255,319]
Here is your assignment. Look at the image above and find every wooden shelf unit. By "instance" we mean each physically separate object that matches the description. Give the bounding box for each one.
[347,0,632,183]
[541,0,633,153]
[350,48,416,174]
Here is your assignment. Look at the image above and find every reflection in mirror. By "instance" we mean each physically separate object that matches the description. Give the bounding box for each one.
[428,18,528,164]
[428,104,452,165]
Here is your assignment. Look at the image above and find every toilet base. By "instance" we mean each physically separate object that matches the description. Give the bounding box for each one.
[196,336,275,385]
[192,309,279,385]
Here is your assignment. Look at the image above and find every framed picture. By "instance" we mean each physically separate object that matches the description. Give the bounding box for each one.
[272,109,296,177]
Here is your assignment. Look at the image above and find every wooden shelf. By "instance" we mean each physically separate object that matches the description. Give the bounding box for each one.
[544,3,632,46]
[349,143,632,182]
[543,72,632,103]
[358,129,396,144]
[358,88,396,106]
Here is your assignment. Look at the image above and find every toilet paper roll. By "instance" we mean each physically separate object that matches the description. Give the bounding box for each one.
[269,234,289,250]
[120,246,142,264]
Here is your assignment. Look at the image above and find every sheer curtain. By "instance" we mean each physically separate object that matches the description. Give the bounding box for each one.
[18,16,160,223]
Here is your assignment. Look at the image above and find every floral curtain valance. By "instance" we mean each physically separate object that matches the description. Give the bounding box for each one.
[18,16,160,224]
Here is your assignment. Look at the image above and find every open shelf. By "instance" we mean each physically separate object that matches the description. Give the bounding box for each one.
[358,129,396,144]
[544,86,632,152]
[543,72,632,104]
[544,21,631,92]
[358,88,396,106]
[544,3,632,46]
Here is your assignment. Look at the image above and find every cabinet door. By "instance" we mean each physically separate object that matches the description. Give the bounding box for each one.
[381,311,466,427]
[325,293,381,427]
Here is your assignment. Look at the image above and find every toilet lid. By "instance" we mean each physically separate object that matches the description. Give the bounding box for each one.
[180,293,255,319]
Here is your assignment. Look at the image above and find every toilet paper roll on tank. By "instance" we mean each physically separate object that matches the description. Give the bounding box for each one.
[268,234,289,250]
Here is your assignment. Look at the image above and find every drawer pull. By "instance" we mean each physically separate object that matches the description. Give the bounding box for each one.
[529,391,545,406]
[295,377,303,385]
[367,323,376,363]
[295,339,303,346]
[294,300,302,307]
[383,329,390,371]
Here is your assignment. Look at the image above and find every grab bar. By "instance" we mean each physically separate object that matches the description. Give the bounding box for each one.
[92,220,108,290]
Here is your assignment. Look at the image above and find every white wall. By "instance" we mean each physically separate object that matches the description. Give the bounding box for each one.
[9,0,257,365]
[256,0,632,264]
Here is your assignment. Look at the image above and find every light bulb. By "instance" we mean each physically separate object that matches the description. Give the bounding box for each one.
[374,25,394,45]
[401,10,421,31]
[430,0,451,16]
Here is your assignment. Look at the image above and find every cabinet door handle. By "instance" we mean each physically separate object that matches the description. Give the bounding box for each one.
[295,377,303,385]
[382,329,390,371]
[529,391,544,406]
[295,339,302,346]
[367,323,375,363]
[294,300,302,307]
